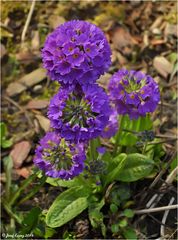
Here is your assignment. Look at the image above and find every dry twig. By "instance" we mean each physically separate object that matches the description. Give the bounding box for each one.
[21,0,36,43]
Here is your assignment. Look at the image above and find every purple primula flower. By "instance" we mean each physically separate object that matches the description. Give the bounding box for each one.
[108,69,160,119]
[34,132,86,180]
[48,84,111,143]
[42,20,111,88]
[101,109,119,138]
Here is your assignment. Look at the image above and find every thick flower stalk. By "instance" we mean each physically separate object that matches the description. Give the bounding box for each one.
[108,69,160,119]
[33,132,86,180]
[48,84,111,143]
[42,20,111,88]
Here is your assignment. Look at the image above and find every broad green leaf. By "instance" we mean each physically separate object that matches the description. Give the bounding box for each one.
[46,177,80,188]
[104,153,127,186]
[117,153,154,182]
[46,186,89,228]
[46,175,90,190]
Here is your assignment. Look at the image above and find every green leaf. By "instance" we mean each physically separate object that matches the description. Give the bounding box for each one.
[111,224,119,233]
[0,122,7,139]
[3,156,13,200]
[46,177,80,188]
[104,153,127,186]
[119,219,128,228]
[46,186,89,228]
[123,209,134,218]
[120,115,152,146]
[117,153,154,182]
[44,227,56,239]
[20,207,41,234]
[88,198,106,237]
[0,122,13,148]
[2,139,13,148]
[123,227,137,240]
[110,203,118,213]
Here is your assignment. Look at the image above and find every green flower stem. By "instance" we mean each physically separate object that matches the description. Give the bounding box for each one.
[9,173,37,206]
[142,141,148,155]
[2,200,22,224]
[113,115,124,156]
[17,175,47,206]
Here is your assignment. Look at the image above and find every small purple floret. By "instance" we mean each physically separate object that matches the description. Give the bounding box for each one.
[101,109,118,138]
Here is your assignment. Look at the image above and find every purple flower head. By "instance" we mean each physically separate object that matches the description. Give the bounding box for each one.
[108,69,160,119]
[42,20,111,88]
[48,84,111,143]
[101,109,118,138]
[33,132,86,180]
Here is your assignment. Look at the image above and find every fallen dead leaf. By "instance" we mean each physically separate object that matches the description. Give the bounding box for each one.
[6,82,26,96]
[111,27,136,56]
[36,115,50,132]
[6,68,46,97]
[10,141,31,169]
[164,23,178,38]
[153,56,173,78]
[49,15,65,29]
[16,51,39,64]
[26,99,49,109]
[151,39,166,45]
[15,166,32,178]
[31,30,40,51]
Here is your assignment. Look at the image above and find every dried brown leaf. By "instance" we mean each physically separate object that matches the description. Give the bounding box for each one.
[26,99,49,109]
[10,141,31,169]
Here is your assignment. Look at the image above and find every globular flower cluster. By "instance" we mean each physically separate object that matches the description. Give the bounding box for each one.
[108,69,160,119]
[34,132,86,180]
[42,20,111,88]
[48,84,111,143]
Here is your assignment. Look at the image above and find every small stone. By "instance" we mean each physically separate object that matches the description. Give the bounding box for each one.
[152,28,162,35]
[33,85,43,92]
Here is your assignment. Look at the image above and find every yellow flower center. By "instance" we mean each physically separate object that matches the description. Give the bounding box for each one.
[68,47,73,52]
[73,54,78,59]
[86,48,90,52]
[140,90,145,94]
[130,94,135,99]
